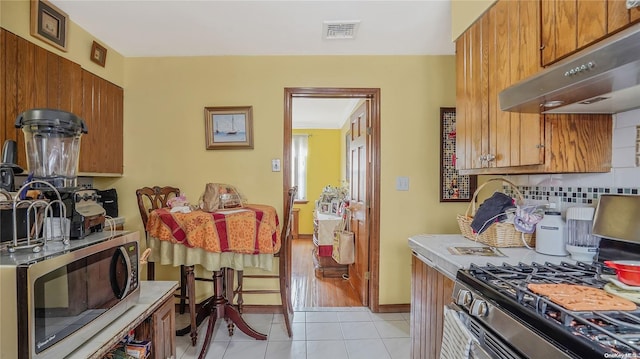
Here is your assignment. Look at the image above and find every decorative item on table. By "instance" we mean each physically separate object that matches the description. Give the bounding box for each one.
[456,178,537,248]
[199,183,246,212]
[316,183,349,214]
[167,194,192,213]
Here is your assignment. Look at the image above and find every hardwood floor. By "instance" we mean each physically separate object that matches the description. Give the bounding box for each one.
[291,238,362,309]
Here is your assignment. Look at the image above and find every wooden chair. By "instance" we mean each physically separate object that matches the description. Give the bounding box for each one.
[230,186,297,337]
[135,186,198,344]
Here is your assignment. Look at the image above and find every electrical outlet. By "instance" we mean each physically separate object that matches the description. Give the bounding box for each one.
[272,159,281,172]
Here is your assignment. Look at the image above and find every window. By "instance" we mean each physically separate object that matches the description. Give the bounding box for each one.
[291,134,308,200]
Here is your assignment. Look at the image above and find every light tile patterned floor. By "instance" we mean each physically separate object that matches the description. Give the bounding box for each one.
[175,308,410,359]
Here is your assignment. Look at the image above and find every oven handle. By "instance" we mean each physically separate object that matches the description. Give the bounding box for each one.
[445,303,494,359]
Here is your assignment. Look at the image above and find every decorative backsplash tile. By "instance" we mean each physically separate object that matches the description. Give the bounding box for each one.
[504,185,640,205]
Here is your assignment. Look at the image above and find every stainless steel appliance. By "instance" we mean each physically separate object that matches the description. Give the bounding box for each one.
[0,233,139,359]
[0,139,24,192]
[499,24,640,114]
[450,195,640,358]
[15,109,105,239]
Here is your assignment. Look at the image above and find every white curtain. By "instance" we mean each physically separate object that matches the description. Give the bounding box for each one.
[291,134,308,200]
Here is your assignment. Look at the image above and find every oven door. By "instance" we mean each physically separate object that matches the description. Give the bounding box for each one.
[447,303,523,359]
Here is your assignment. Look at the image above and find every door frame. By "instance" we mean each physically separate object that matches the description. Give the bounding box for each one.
[283,87,381,312]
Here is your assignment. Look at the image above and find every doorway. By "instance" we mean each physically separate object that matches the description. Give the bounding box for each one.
[283,87,381,312]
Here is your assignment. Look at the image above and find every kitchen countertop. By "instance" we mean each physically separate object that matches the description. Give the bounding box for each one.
[0,230,131,266]
[409,234,575,280]
[67,281,179,359]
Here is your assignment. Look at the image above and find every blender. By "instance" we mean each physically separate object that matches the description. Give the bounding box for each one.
[15,109,105,239]
[565,206,599,261]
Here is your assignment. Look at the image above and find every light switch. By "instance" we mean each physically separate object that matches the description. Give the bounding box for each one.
[272,159,281,172]
[396,176,409,191]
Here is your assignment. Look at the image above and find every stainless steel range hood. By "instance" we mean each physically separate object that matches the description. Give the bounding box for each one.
[499,24,640,114]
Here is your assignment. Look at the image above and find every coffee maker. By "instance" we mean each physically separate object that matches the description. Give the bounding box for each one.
[0,140,23,192]
[15,109,105,239]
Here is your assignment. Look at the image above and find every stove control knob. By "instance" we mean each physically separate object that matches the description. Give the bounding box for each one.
[456,290,473,307]
[470,299,489,317]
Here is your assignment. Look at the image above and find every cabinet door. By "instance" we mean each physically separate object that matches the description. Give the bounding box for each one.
[410,254,454,359]
[152,296,175,359]
[489,0,543,169]
[541,0,639,66]
[1,29,82,170]
[455,20,488,171]
[608,0,640,31]
[80,69,124,174]
[506,0,544,168]
[455,30,473,170]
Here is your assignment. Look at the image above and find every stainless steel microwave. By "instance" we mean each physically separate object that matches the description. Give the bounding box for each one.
[0,233,139,359]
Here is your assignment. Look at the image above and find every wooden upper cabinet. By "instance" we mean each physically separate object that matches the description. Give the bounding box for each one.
[455,0,611,175]
[1,28,123,175]
[456,0,544,172]
[542,0,640,66]
[1,29,82,170]
[79,69,123,175]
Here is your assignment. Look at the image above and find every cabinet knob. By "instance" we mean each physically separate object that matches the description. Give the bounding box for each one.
[485,154,496,162]
[540,44,546,50]
[536,144,545,149]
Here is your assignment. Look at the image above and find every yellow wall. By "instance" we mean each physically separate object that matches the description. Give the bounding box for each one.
[451,0,496,40]
[292,129,342,235]
[110,55,464,305]
[0,0,125,87]
[2,0,468,305]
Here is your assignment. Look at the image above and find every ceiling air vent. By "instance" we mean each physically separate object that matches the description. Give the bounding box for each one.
[323,20,360,40]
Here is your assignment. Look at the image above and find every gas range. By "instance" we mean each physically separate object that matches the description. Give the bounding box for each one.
[452,194,640,359]
[455,261,640,358]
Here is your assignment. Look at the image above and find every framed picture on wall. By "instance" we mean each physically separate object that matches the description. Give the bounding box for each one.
[204,106,254,150]
[30,0,69,52]
[439,107,477,202]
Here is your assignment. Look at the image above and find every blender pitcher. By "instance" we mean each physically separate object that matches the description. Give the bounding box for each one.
[565,206,599,262]
[15,109,88,188]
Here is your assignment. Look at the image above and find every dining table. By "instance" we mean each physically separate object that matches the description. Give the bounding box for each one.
[145,203,280,359]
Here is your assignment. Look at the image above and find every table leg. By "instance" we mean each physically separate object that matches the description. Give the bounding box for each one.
[197,269,267,359]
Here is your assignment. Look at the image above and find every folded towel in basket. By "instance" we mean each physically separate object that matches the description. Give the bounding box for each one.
[440,306,474,359]
[470,192,515,234]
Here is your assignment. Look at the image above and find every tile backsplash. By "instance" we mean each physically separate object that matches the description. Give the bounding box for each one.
[504,107,640,207]
[505,185,639,206]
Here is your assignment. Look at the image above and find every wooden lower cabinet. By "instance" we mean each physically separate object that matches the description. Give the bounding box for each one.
[410,254,454,359]
[152,296,176,359]
[133,295,176,359]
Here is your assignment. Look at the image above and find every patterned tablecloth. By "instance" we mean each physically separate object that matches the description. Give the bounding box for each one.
[146,204,280,271]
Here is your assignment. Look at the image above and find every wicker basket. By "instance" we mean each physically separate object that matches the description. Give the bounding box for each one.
[456,178,535,248]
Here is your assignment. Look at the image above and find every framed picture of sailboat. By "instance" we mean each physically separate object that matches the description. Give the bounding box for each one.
[204,106,254,149]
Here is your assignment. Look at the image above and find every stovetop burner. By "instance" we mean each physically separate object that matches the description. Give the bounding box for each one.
[458,261,640,356]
